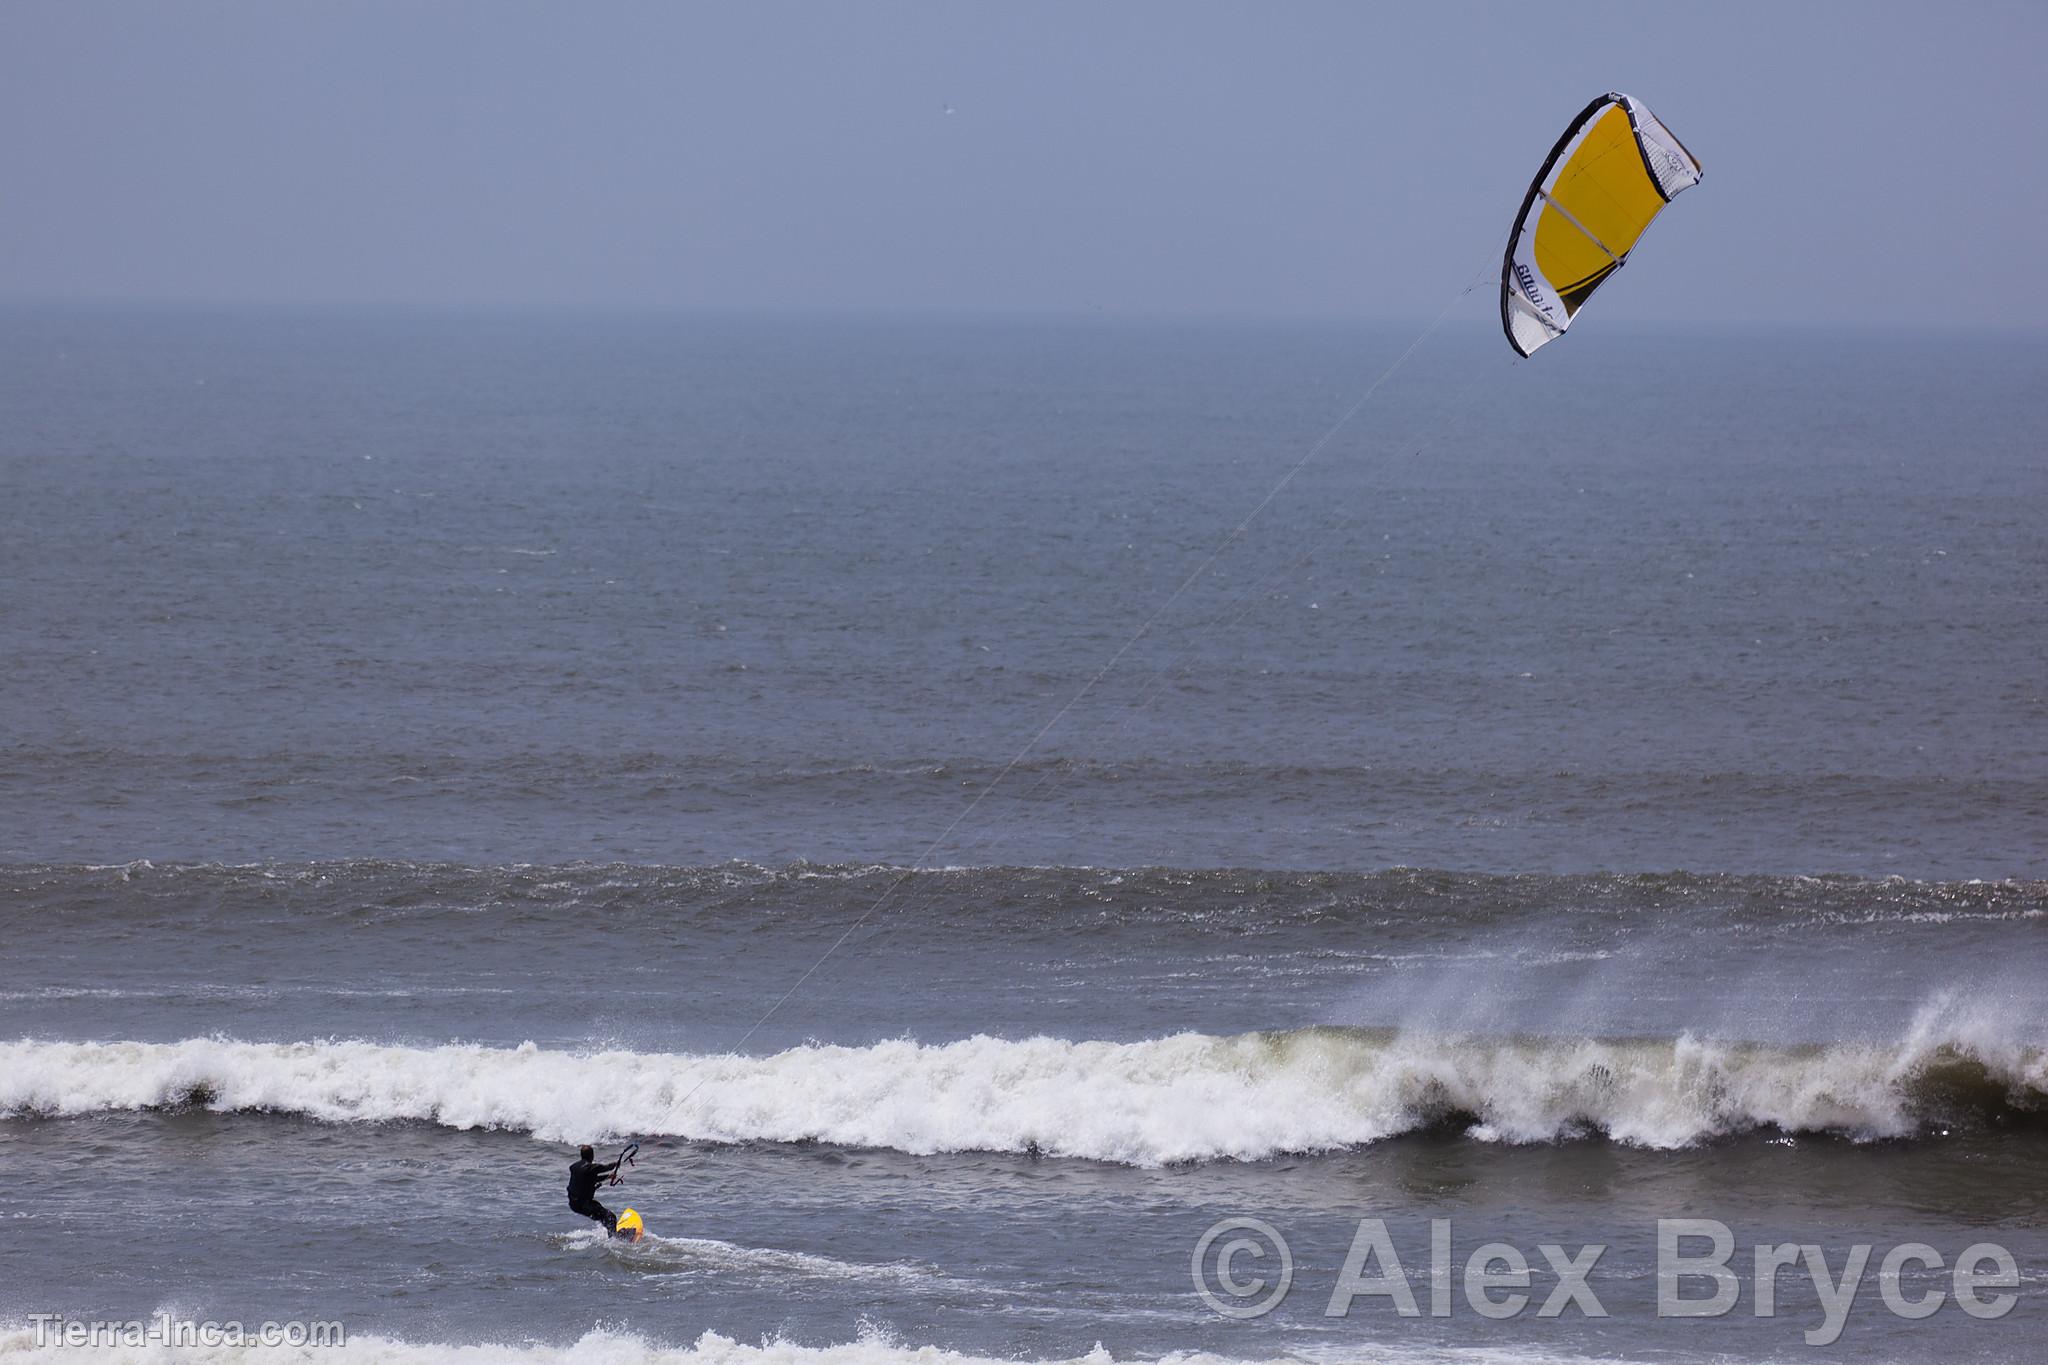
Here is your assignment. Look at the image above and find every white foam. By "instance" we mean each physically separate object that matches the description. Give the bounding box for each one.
[2,998,2039,1163]
[0,1325,1649,1365]
[552,1230,965,1290]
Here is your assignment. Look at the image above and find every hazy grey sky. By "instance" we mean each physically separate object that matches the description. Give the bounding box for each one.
[3,1,2043,325]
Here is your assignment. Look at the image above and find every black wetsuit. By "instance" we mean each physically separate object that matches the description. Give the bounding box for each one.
[566,1158,620,1232]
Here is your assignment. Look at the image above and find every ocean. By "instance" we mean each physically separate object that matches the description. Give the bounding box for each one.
[1,306,2044,1363]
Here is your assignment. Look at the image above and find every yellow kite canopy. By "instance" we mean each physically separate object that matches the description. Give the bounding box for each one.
[1501,93,1701,357]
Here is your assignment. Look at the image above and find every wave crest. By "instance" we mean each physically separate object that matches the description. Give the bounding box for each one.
[4,1008,2042,1163]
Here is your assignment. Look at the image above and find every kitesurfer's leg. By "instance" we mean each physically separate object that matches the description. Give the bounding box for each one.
[570,1196,618,1233]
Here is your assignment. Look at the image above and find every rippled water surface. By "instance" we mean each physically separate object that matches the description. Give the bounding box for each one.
[3,311,2045,1362]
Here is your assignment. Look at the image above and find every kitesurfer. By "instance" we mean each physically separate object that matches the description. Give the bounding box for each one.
[566,1144,621,1233]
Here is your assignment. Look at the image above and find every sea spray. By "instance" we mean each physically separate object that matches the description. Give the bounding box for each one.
[4,1010,2040,1162]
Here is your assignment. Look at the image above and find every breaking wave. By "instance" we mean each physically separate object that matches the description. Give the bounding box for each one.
[4,1001,2041,1162]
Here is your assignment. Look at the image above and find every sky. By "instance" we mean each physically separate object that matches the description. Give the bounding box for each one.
[2,0,2044,326]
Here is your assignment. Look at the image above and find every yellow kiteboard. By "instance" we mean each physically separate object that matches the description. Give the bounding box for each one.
[612,1208,645,1243]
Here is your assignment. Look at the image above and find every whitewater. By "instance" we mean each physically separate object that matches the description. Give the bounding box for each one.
[8,1001,2041,1162]
[0,1326,1660,1365]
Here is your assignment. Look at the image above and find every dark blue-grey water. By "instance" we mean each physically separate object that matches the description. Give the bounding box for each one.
[2,308,2044,1363]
